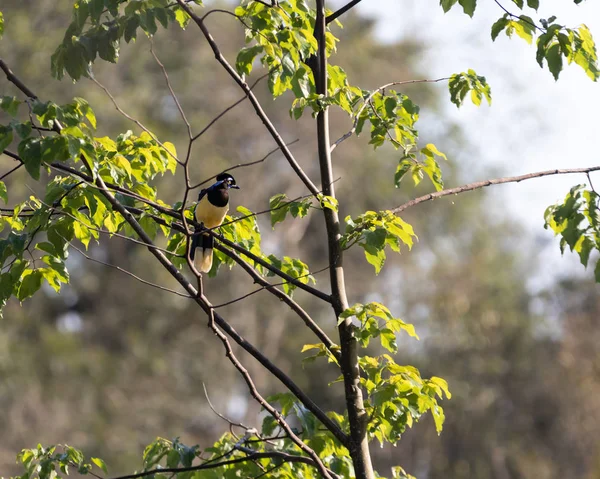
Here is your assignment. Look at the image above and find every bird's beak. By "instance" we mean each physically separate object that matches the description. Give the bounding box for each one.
[231,185,240,189]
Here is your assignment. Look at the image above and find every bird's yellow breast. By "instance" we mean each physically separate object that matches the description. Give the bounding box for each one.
[195,196,229,229]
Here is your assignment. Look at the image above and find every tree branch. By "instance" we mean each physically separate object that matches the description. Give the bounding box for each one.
[1,56,344,450]
[174,0,320,196]
[107,451,325,479]
[325,0,363,25]
[191,72,269,143]
[214,245,342,363]
[202,308,335,479]
[149,38,193,140]
[391,166,600,214]
[314,1,374,478]
[191,139,299,190]
[0,58,38,99]
[70,243,192,299]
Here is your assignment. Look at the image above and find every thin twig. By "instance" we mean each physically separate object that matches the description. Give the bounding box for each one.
[493,0,543,32]
[326,0,363,24]
[392,166,600,214]
[71,244,192,298]
[587,172,597,194]
[0,163,23,182]
[191,139,299,190]
[150,38,193,140]
[212,264,328,308]
[191,73,269,143]
[90,76,182,165]
[201,306,335,479]
[203,383,248,429]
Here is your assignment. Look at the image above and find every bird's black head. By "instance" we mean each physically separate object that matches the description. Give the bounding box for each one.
[216,172,240,190]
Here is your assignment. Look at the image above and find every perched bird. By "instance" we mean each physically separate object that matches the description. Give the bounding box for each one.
[191,172,240,273]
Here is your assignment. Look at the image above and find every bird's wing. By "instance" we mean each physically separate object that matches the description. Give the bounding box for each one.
[197,187,208,204]
[191,188,209,260]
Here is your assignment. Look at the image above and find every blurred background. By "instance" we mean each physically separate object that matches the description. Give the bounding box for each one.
[1,1,599,478]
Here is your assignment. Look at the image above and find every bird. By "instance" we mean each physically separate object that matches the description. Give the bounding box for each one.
[191,172,240,273]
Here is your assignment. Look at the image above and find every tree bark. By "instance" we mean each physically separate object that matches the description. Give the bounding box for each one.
[313,1,375,478]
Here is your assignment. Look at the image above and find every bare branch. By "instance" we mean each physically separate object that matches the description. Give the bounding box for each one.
[330,78,450,153]
[203,383,248,430]
[2,149,22,162]
[210,231,332,303]
[71,244,192,299]
[211,265,329,309]
[214,245,341,362]
[0,58,38,99]
[0,162,23,182]
[191,139,299,190]
[90,76,182,165]
[202,308,335,479]
[391,166,600,214]
[191,72,269,143]
[326,0,363,25]
[150,38,193,139]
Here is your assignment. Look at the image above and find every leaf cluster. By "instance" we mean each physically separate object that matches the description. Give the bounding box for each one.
[360,354,451,445]
[51,0,195,80]
[545,184,600,279]
[342,210,416,274]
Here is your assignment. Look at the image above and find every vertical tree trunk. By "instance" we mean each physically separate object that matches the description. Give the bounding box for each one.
[313,2,375,478]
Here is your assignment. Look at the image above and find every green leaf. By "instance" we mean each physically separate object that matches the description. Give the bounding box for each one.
[458,0,476,17]
[491,16,509,40]
[13,121,32,139]
[509,17,535,44]
[380,328,398,353]
[18,270,44,301]
[174,8,190,29]
[440,0,458,13]
[0,96,21,116]
[527,0,539,10]
[235,45,264,76]
[18,138,42,180]
[0,181,7,204]
[0,125,13,151]
[431,405,446,434]
[0,11,4,38]
[319,194,338,212]
[430,376,452,399]
[546,43,563,80]
[269,193,289,227]
[395,156,415,187]
[360,229,387,275]
[448,70,492,107]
